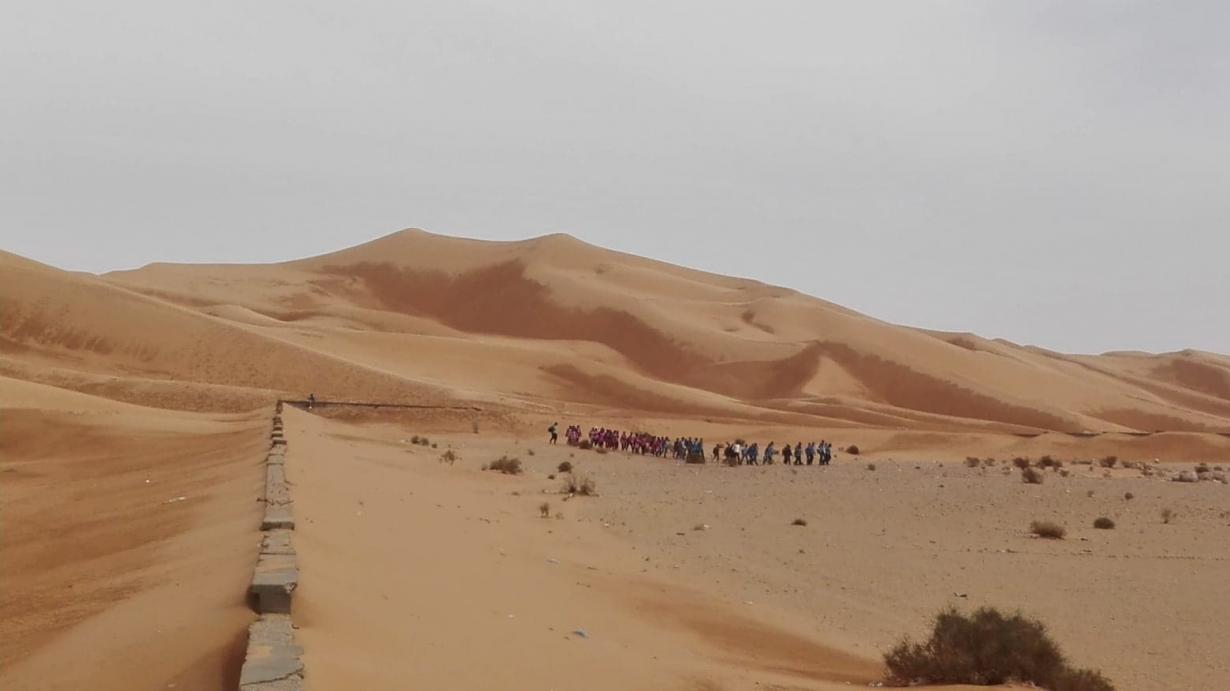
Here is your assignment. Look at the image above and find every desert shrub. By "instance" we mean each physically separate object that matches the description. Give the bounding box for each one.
[883,607,1113,690]
[1099,456,1118,468]
[1038,456,1063,469]
[1012,457,1031,470]
[410,434,421,444]
[562,474,596,496]
[439,449,458,465]
[527,448,535,456]
[1161,508,1175,524]
[965,457,981,468]
[431,442,438,449]
[547,473,555,480]
[1093,517,1115,530]
[1086,489,1095,498]
[1124,492,1134,501]
[487,455,522,475]
[1196,463,1211,474]
[846,445,860,455]
[1022,467,1044,484]
[596,447,609,455]
[539,501,551,518]
[866,463,877,471]
[1059,469,1071,477]
[557,461,573,473]
[578,439,593,450]
[1030,520,1066,539]
[792,518,808,526]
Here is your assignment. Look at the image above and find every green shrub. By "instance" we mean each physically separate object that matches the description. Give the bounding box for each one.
[883,607,1113,690]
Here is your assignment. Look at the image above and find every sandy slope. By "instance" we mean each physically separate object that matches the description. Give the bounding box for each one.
[0,378,266,690]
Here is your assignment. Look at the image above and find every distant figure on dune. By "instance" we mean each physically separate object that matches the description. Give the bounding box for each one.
[764,442,776,464]
[794,442,803,465]
[548,422,559,445]
[783,443,793,465]
[307,393,316,410]
[806,442,816,465]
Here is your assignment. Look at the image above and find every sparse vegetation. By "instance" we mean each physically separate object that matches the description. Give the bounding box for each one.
[539,501,551,518]
[1030,520,1066,539]
[1022,467,1044,484]
[1161,508,1175,524]
[558,461,573,473]
[1093,517,1115,530]
[578,439,593,450]
[596,447,609,455]
[562,473,596,496]
[439,449,458,465]
[1099,456,1118,468]
[1124,492,1134,501]
[965,457,981,468]
[883,607,1114,690]
[846,445,861,455]
[792,517,808,526]
[527,448,535,456]
[1038,455,1063,470]
[866,463,877,471]
[486,455,523,475]
[1196,463,1211,474]
[1013,457,1032,470]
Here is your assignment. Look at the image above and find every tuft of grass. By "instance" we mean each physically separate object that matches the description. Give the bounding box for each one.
[539,501,551,518]
[1161,508,1175,524]
[1093,517,1115,530]
[792,518,808,526]
[486,455,523,475]
[883,607,1114,690]
[1030,520,1066,539]
[562,474,596,496]
[558,461,573,473]
[1022,467,1044,484]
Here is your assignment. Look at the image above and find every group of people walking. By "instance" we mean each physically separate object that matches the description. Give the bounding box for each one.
[716,440,834,465]
[548,422,839,467]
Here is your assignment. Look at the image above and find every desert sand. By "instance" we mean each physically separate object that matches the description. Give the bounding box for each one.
[2,229,1228,690]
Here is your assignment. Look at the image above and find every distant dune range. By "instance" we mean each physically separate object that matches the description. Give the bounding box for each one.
[3,229,1230,440]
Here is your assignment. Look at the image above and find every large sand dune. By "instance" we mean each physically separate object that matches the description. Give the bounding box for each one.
[3,230,1229,690]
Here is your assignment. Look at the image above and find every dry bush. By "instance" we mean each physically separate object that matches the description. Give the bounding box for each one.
[867,463,877,471]
[1093,517,1115,530]
[439,449,458,465]
[1124,492,1134,501]
[487,455,523,475]
[1196,463,1211,474]
[557,461,573,473]
[431,442,438,449]
[983,457,997,466]
[578,439,593,450]
[965,457,981,468]
[410,434,422,445]
[1099,456,1118,468]
[1038,456,1063,470]
[1030,520,1066,539]
[539,501,551,518]
[846,445,861,455]
[596,447,609,455]
[883,607,1113,690]
[562,474,596,496]
[792,518,808,526]
[1059,468,1071,477]
[547,473,555,480]
[1161,508,1175,524]
[527,448,535,456]
[1086,489,1095,498]
[1022,467,1044,484]
[1013,457,1032,470]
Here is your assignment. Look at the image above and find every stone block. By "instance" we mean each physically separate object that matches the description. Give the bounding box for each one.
[262,503,295,530]
[250,553,299,614]
[239,614,303,690]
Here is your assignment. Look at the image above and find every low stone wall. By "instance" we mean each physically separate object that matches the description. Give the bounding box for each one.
[239,410,304,690]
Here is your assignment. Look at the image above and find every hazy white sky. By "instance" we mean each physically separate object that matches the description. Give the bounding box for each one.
[2,1,1226,355]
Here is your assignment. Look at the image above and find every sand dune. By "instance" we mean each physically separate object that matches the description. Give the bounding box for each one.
[3,230,1229,691]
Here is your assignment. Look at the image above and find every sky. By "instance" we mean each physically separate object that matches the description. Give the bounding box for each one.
[2,1,1226,355]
